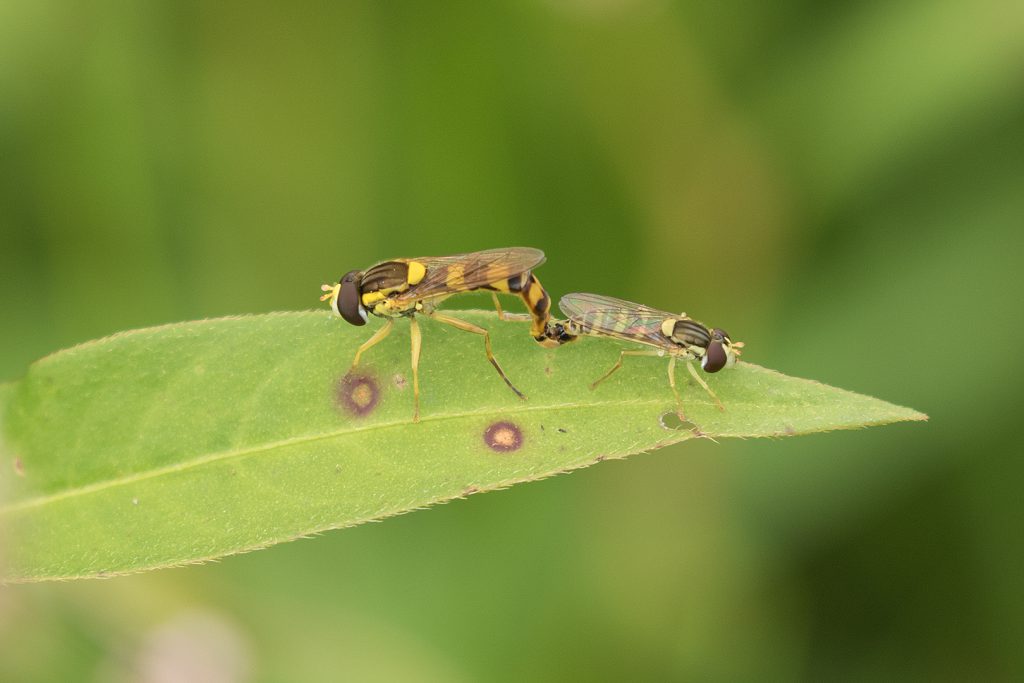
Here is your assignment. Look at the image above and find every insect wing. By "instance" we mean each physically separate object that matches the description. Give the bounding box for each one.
[559,293,675,347]
[391,247,545,303]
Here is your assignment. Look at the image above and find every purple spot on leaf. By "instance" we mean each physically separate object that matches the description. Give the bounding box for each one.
[337,372,380,417]
[483,421,523,453]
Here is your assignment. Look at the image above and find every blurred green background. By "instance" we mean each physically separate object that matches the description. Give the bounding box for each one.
[2,1,1022,680]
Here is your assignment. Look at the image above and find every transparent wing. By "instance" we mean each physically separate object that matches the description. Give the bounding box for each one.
[391,247,545,303]
[558,292,676,346]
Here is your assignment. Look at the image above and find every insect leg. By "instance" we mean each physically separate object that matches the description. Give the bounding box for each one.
[686,361,725,411]
[590,349,663,390]
[351,318,394,369]
[409,316,422,422]
[667,355,686,421]
[489,289,534,323]
[491,292,506,320]
[428,311,526,400]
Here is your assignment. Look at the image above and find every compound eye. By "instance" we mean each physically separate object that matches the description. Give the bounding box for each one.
[702,341,728,373]
[338,270,368,326]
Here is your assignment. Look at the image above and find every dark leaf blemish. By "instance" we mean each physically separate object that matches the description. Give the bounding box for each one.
[337,372,380,417]
[13,457,25,477]
[557,428,567,434]
[393,374,408,391]
[483,421,523,453]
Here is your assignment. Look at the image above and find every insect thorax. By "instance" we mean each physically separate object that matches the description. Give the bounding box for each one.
[358,260,427,316]
[666,318,712,349]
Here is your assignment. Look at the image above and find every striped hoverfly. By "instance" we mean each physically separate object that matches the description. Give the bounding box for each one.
[549,292,743,420]
[320,247,560,421]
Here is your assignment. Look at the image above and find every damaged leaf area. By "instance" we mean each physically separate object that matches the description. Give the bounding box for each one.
[0,311,925,582]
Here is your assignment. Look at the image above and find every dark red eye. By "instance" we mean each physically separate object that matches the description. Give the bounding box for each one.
[702,341,727,373]
[338,270,367,326]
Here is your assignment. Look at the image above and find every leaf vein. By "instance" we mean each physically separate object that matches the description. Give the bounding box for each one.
[0,399,670,516]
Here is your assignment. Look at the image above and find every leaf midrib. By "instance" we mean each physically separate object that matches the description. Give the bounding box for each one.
[0,398,677,516]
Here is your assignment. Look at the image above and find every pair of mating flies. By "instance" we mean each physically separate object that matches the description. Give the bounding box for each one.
[320,247,742,421]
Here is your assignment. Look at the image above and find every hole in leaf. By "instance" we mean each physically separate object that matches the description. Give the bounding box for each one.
[659,412,697,431]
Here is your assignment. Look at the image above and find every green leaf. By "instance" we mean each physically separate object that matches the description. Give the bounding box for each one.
[0,311,925,582]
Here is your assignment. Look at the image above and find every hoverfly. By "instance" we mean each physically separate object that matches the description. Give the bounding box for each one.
[552,292,743,420]
[320,247,559,421]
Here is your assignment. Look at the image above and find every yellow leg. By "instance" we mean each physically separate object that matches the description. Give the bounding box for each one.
[490,292,532,322]
[667,355,686,421]
[428,311,526,400]
[491,292,505,320]
[590,349,664,390]
[498,312,533,322]
[351,318,394,369]
[686,361,724,411]
[410,316,422,422]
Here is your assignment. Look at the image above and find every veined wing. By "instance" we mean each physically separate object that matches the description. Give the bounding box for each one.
[559,292,678,347]
[391,247,545,303]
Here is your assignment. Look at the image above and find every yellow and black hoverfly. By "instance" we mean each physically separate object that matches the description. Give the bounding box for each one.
[320,247,559,421]
[552,292,743,420]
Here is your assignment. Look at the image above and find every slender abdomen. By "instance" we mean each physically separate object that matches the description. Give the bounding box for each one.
[486,270,567,345]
